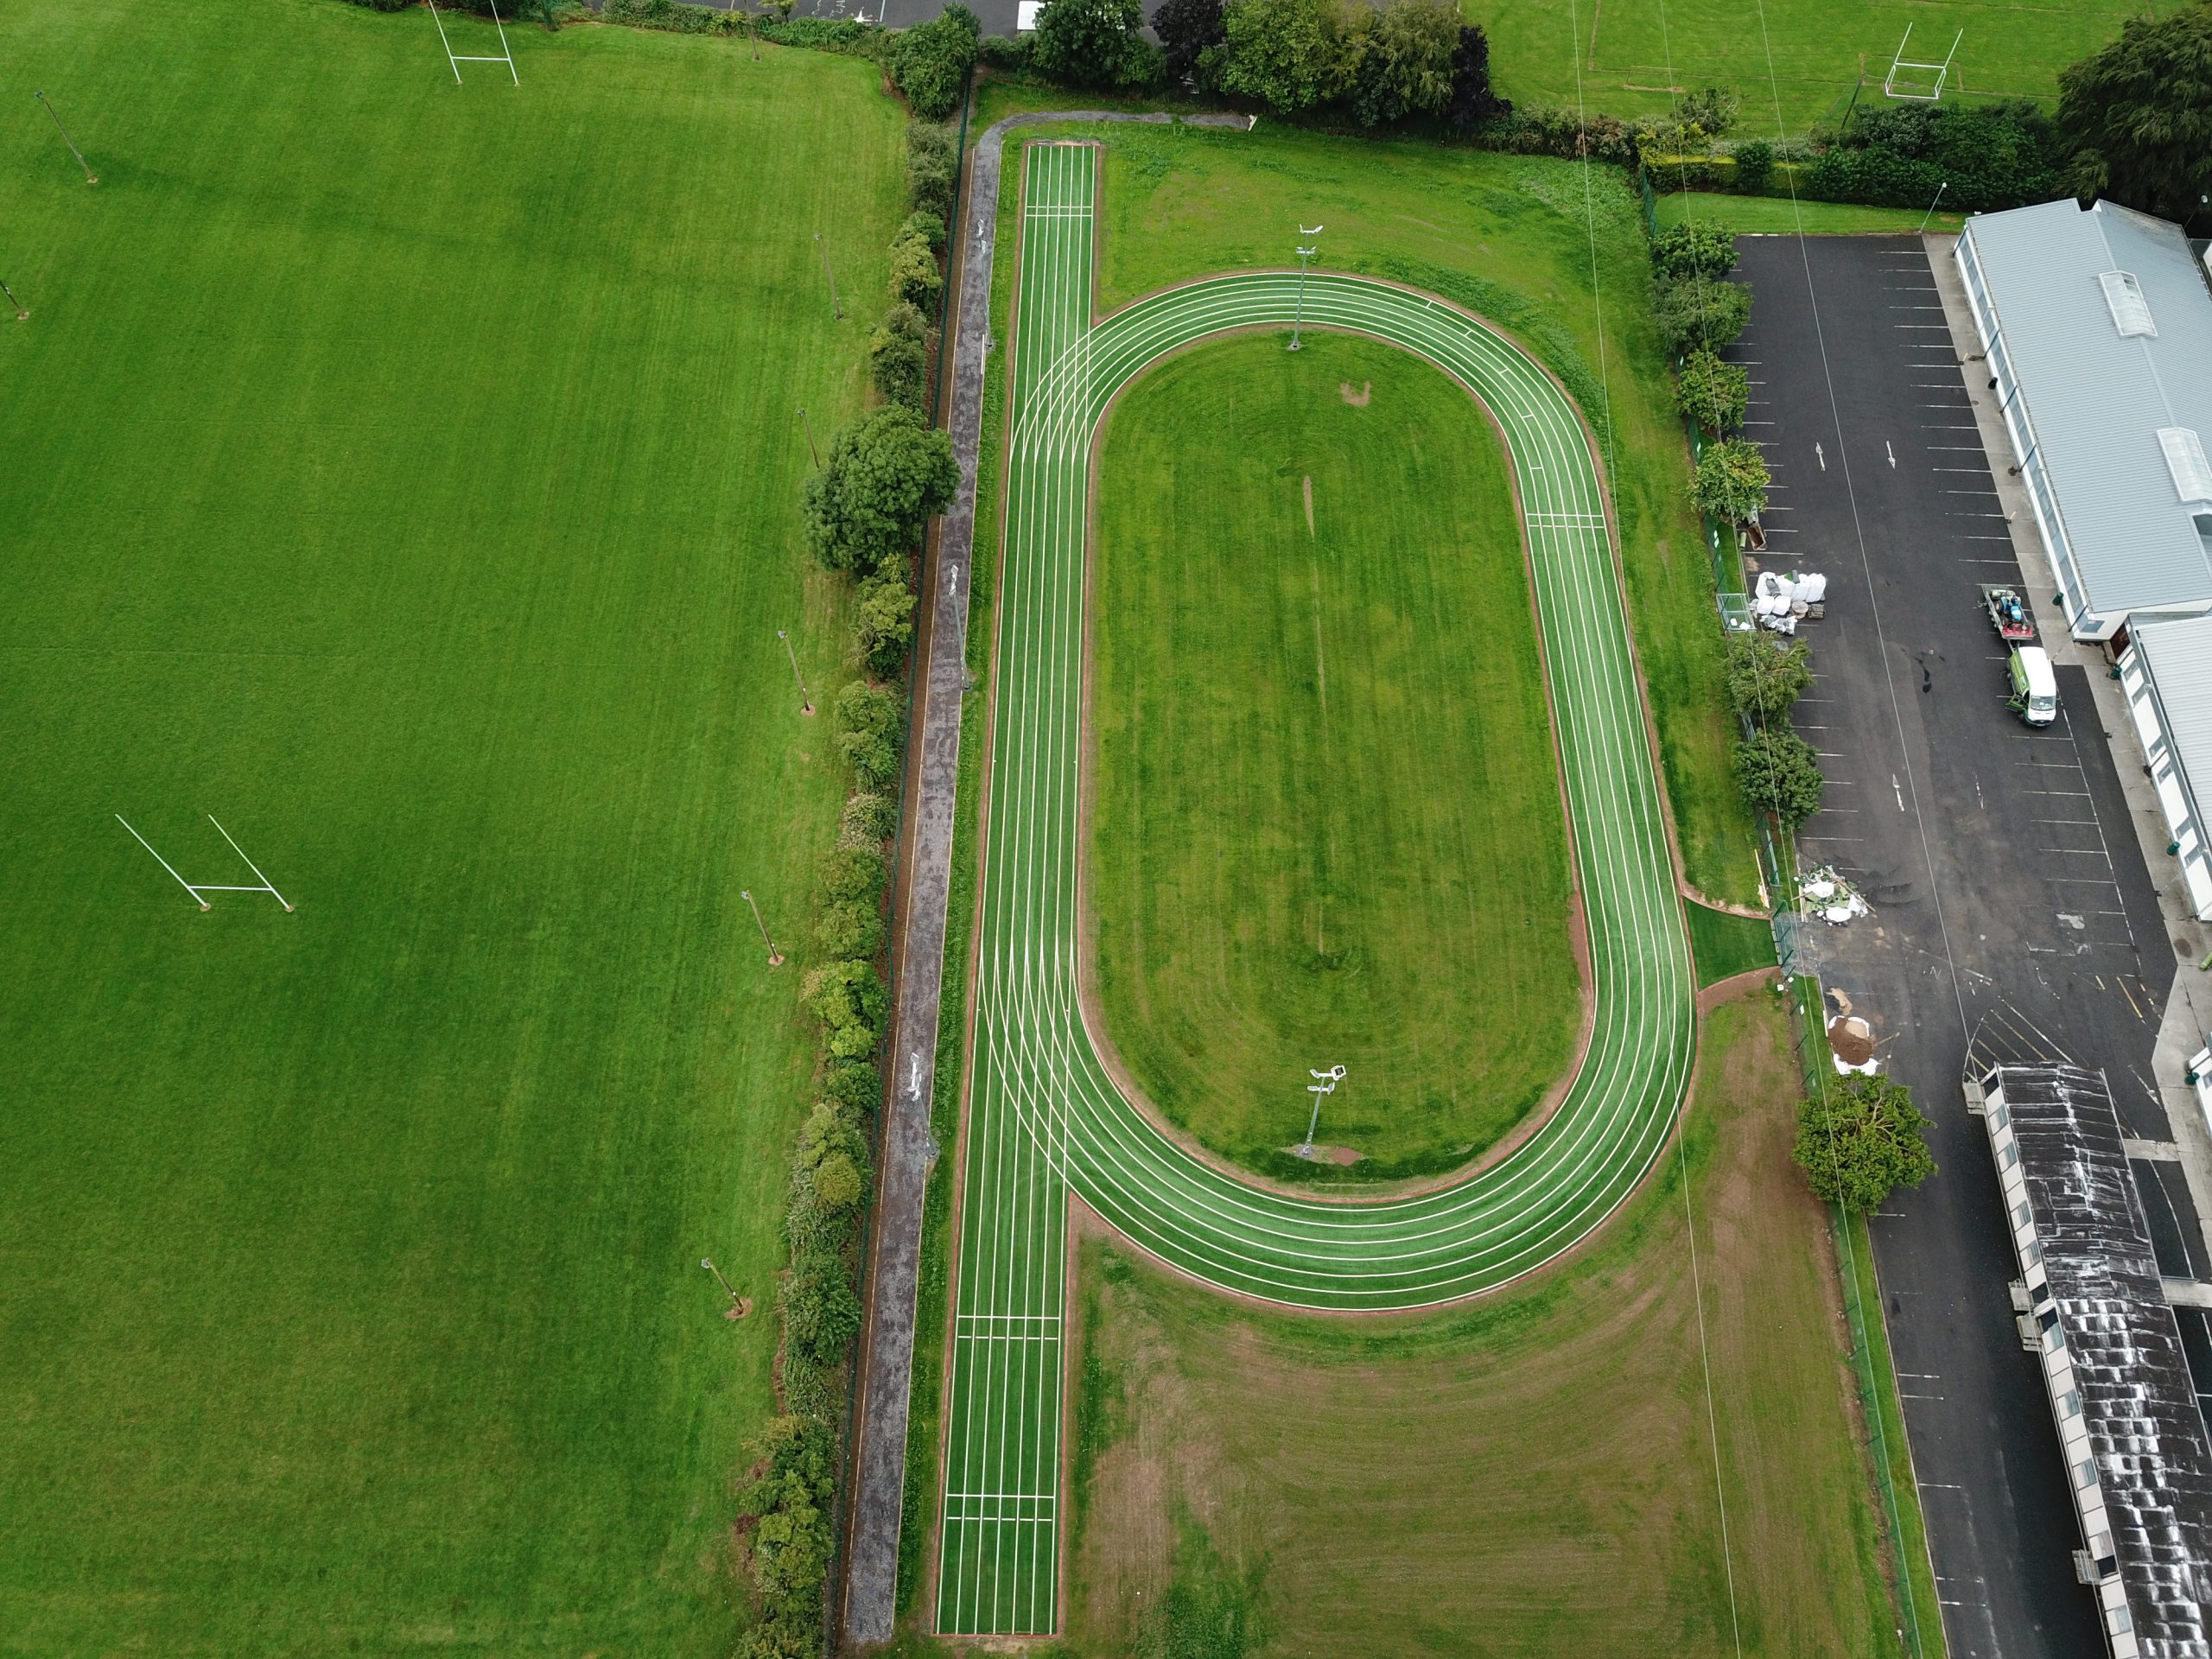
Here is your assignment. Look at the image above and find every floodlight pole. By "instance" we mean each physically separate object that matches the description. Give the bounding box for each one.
[34,92,96,185]
[1917,181,1949,234]
[1,275,25,321]
[742,888,785,967]
[1298,1064,1344,1157]
[1288,225,1323,352]
[702,1256,739,1301]
[817,233,843,321]
[778,627,816,715]
[798,405,821,468]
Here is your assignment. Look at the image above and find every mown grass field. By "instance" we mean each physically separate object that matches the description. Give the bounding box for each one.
[968,92,1762,904]
[1655,190,1967,234]
[1090,332,1579,1177]
[1060,995,1904,1657]
[0,2,900,1650]
[1484,0,2142,135]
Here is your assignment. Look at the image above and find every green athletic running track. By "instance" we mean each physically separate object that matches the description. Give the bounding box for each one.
[935,140,1696,1637]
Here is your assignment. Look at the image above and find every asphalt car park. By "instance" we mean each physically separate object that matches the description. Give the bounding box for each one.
[1726,232,2190,1659]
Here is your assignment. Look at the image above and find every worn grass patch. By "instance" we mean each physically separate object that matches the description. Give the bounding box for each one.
[0,2,902,1650]
[1090,332,1579,1178]
[1061,995,1904,1656]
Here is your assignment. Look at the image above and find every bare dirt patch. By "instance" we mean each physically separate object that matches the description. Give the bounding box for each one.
[1338,380,1371,405]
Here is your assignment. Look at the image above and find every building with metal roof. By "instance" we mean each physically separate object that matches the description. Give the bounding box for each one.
[1977,1063,2212,1656]
[2120,615,2212,918]
[1956,200,2212,642]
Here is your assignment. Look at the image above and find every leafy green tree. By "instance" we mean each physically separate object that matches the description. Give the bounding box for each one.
[1154,0,1227,88]
[1217,0,1344,113]
[1446,22,1508,129]
[1675,348,1749,433]
[1689,436,1770,524]
[835,679,907,790]
[1793,1075,1936,1212]
[1650,219,1738,280]
[2057,3,2212,226]
[886,226,943,310]
[815,899,884,960]
[1732,137,1774,193]
[906,123,957,219]
[1732,727,1823,828]
[819,841,887,905]
[1724,631,1811,722]
[811,1151,864,1210]
[1033,0,1160,88]
[856,571,918,676]
[1652,273,1751,356]
[1344,0,1458,127]
[887,3,981,120]
[868,302,931,410]
[838,791,898,849]
[803,406,958,574]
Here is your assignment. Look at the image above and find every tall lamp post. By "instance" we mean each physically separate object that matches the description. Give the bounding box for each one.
[741,888,785,967]
[778,627,815,716]
[816,232,842,321]
[1299,1064,1344,1158]
[35,92,96,185]
[1288,225,1323,351]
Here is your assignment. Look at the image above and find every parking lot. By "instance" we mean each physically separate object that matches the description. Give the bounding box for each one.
[1728,232,2190,1658]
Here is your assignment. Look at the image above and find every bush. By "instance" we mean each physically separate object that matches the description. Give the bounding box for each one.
[1732,727,1823,829]
[976,32,1036,73]
[1217,0,1344,114]
[1793,1075,1936,1212]
[1675,348,1748,433]
[900,209,947,254]
[821,844,887,909]
[738,1414,836,1624]
[1732,138,1774,193]
[780,1247,863,1369]
[803,405,958,574]
[1650,220,1737,281]
[835,680,906,791]
[839,791,899,848]
[760,15,880,54]
[887,3,980,120]
[1724,632,1811,723]
[869,302,931,410]
[816,899,885,961]
[340,0,412,11]
[1033,0,1160,89]
[1154,0,1226,88]
[906,124,958,219]
[1471,105,1637,166]
[1652,272,1751,357]
[1677,84,1739,139]
[1446,23,1509,129]
[812,1151,865,1210]
[887,227,944,309]
[1344,0,1458,128]
[822,1059,882,1114]
[1806,100,2057,212]
[856,571,918,677]
[1688,435,1770,524]
[801,958,887,1055]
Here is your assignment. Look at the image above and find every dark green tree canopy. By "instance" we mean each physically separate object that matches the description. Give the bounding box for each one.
[1793,1075,1936,1213]
[1675,348,1749,435]
[1725,632,1812,724]
[1344,0,1458,128]
[1732,727,1822,829]
[887,3,981,121]
[1217,0,1340,113]
[1033,0,1159,90]
[2058,3,2212,226]
[1446,23,1507,129]
[803,405,957,574]
[1154,0,1227,88]
[1650,220,1738,281]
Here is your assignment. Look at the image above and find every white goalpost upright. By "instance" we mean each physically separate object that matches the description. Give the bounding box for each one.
[1883,23,1962,101]
[117,814,296,913]
[428,0,519,86]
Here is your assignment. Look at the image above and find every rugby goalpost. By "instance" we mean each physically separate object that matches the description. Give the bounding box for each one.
[117,815,296,913]
[428,0,519,86]
[1883,23,1961,101]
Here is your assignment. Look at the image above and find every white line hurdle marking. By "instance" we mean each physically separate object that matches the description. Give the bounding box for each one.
[116,814,296,912]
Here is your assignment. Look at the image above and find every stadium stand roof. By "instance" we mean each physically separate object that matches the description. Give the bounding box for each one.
[1979,1063,2212,1656]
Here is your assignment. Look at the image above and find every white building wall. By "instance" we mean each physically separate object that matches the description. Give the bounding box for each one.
[2117,643,2212,918]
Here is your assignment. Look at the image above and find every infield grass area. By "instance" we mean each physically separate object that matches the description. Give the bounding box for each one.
[1064,995,1905,1657]
[1090,332,1579,1179]
[1485,0,2142,134]
[0,2,899,1649]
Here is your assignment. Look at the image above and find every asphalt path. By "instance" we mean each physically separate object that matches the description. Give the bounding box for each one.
[933,137,1698,1637]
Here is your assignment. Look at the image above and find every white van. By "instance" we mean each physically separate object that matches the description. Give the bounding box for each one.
[2008,645,2058,726]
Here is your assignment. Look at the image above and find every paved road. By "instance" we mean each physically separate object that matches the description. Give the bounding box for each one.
[933,137,1698,1637]
[1726,232,2184,1658]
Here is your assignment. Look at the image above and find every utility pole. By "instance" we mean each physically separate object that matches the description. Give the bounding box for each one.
[798,405,821,468]
[701,1257,750,1319]
[778,628,815,715]
[35,92,96,185]
[816,232,842,321]
[1917,181,1948,234]
[1,276,25,322]
[1289,225,1323,351]
[1299,1065,1344,1158]
[742,889,785,967]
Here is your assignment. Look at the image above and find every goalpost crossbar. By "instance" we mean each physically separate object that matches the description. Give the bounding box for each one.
[1883,24,1962,101]
[427,0,519,86]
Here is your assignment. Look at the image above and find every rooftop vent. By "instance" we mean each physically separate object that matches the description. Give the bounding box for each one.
[2161,428,2212,503]
[2101,270,2157,338]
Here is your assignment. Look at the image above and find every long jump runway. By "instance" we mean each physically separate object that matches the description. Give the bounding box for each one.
[934,139,1696,1637]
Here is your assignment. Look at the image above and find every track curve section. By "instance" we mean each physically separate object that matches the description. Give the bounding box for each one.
[935,138,1694,1637]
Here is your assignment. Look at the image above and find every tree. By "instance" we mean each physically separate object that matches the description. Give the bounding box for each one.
[1689,436,1770,524]
[887,225,943,310]
[1793,1075,1936,1213]
[1154,0,1227,89]
[1724,631,1811,722]
[1217,0,1344,114]
[855,571,918,676]
[2056,3,2212,226]
[1446,23,1508,129]
[887,4,979,120]
[1652,273,1751,356]
[1732,727,1823,828]
[835,680,907,790]
[1344,0,1457,127]
[1675,347,1749,433]
[803,406,958,574]
[868,302,931,410]
[1033,0,1160,90]
[1676,84,1739,139]
[1650,220,1738,280]
[1732,137,1774,194]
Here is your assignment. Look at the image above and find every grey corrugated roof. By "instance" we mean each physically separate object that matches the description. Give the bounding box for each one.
[1965,200,2212,620]
[1994,1065,2212,1656]
[2133,618,2212,829]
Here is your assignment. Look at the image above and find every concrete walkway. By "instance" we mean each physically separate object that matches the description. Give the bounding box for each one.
[838,105,1249,1651]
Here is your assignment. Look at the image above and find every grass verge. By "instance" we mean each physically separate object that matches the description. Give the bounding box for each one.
[1657,191,1967,236]
[0,3,902,1649]
[1687,899,1778,988]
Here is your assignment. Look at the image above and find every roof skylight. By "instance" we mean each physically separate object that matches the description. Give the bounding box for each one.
[2161,428,2212,504]
[2101,270,2157,337]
